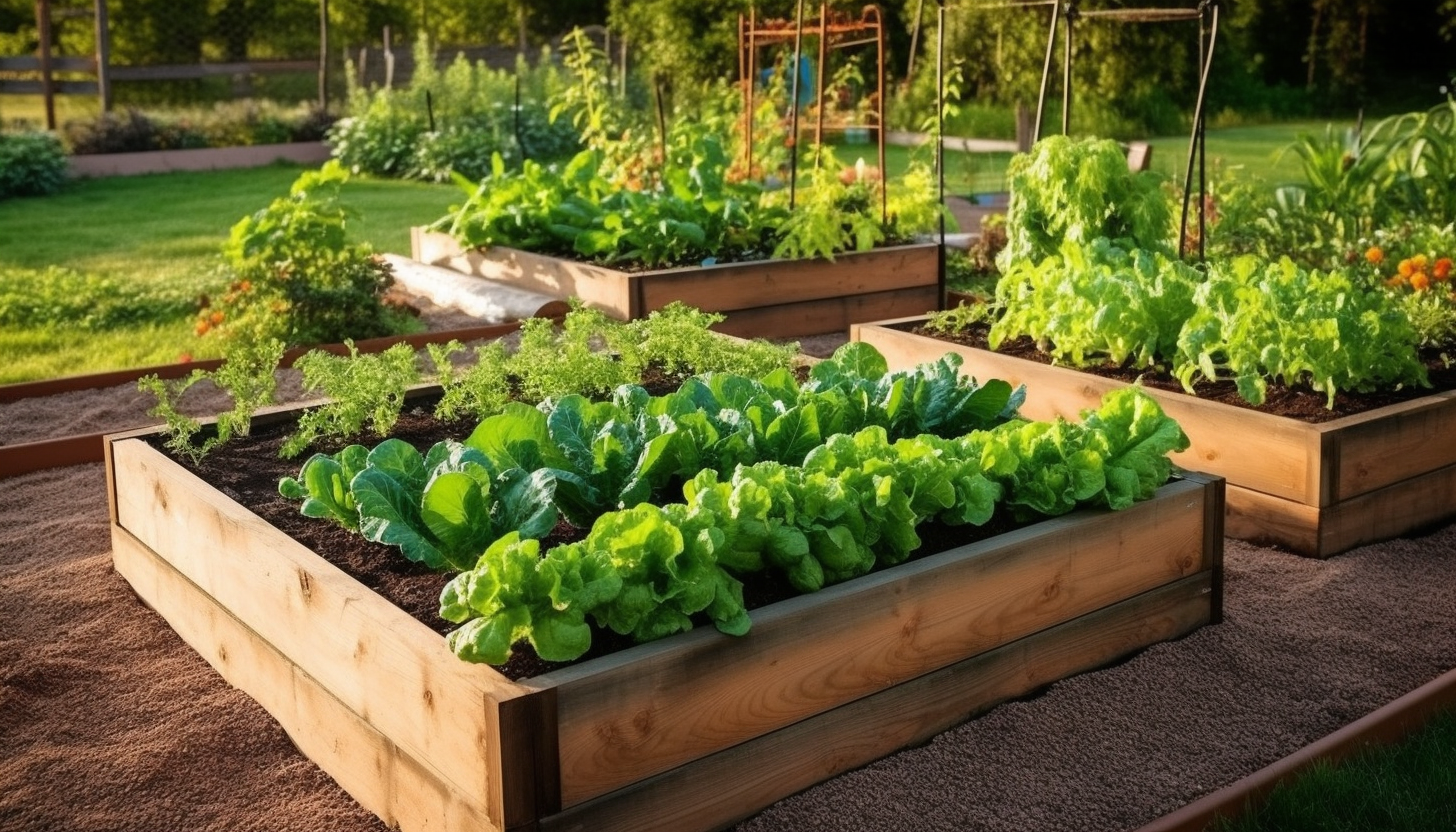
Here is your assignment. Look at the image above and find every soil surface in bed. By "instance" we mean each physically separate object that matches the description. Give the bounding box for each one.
[909,321,1456,423]
[168,391,1024,681]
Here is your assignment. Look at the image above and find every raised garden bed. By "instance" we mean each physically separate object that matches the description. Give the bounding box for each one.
[411,228,940,340]
[105,399,1224,832]
[67,141,332,178]
[854,316,1456,558]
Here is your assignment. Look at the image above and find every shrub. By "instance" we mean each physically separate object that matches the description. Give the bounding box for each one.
[0,131,67,199]
[61,101,332,154]
[197,160,404,348]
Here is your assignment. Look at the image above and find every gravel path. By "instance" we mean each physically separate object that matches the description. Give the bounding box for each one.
[2,319,1453,832]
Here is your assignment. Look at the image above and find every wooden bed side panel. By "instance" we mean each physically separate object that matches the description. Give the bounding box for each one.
[549,480,1210,806]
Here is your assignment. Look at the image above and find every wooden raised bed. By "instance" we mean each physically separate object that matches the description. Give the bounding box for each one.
[106,409,1224,832]
[411,228,940,339]
[854,316,1456,558]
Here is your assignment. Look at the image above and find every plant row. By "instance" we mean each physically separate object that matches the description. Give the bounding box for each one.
[279,340,1188,665]
[935,131,1456,408]
[142,303,801,465]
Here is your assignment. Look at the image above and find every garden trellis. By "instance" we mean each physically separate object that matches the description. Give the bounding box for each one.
[737,3,889,219]
[919,0,1221,262]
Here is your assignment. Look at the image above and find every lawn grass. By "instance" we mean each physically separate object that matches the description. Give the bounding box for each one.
[862,120,1346,197]
[1213,708,1456,832]
[1147,119,1355,187]
[0,164,458,384]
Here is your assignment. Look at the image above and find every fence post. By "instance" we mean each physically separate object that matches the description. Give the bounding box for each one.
[94,0,111,112]
[34,0,56,129]
[318,0,329,109]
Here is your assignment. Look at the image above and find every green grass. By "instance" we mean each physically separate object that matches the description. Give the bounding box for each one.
[0,164,458,383]
[1147,120,1355,187]
[1214,708,1456,832]
[860,120,1344,197]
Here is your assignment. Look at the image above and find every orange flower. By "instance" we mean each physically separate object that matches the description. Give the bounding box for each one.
[1434,258,1453,281]
[1385,274,1408,288]
[1411,272,1431,292]
[1398,259,1416,278]
[1412,254,1429,270]
[195,320,211,336]
[210,311,225,325]
[1365,246,1384,265]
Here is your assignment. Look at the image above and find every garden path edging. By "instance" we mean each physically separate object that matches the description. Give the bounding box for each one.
[0,320,529,479]
[1134,665,1456,832]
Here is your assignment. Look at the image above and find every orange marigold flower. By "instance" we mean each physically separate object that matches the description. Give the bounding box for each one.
[1365,246,1384,265]
[1434,258,1453,281]
[210,311,225,325]
[1385,274,1408,288]
[239,280,252,292]
[1398,259,1416,278]
[195,320,211,336]
[1411,272,1431,292]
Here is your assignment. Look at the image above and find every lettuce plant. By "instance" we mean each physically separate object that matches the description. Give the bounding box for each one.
[998,135,1173,270]
[1174,256,1428,407]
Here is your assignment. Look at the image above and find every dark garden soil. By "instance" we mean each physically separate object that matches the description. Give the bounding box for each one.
[909,321,1456,424]
[166,384,1022,682]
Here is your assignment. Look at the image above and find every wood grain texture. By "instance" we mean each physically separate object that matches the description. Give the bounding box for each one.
[412,230,633,319]
[710,286,941,338]
[1318,460,1456,557]
[855,320,1317,504]
[545,479,1210,806]
[109,437,534,827]
[540,572,1215,832]
[1322,390,1456,502]
[111,525,498,832]
[636,243,938,312]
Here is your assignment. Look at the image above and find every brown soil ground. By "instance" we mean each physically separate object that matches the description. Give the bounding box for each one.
[3,317,1455,832]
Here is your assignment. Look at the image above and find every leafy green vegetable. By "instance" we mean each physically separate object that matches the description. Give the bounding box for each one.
[278,444,370,531]
[1174,256,1428,407]
[999,135,1173,270]
[990,237,1200,369]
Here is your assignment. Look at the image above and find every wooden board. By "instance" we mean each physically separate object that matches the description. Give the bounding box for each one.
[1320,390,1456,502]
[542,572,1215,832]
[544,477,1211,805]
[710,286,941,339]
[412,229,940,338]
[854,317,1456,558]
[108,415,1222,831]
[636,243,938,313]
[109,437,539,828]
[855,318,1316,504]
[111,525,496,832]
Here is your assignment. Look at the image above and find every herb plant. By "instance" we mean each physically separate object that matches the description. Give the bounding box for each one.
[282,341,422,457]
[139,338,286,465]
